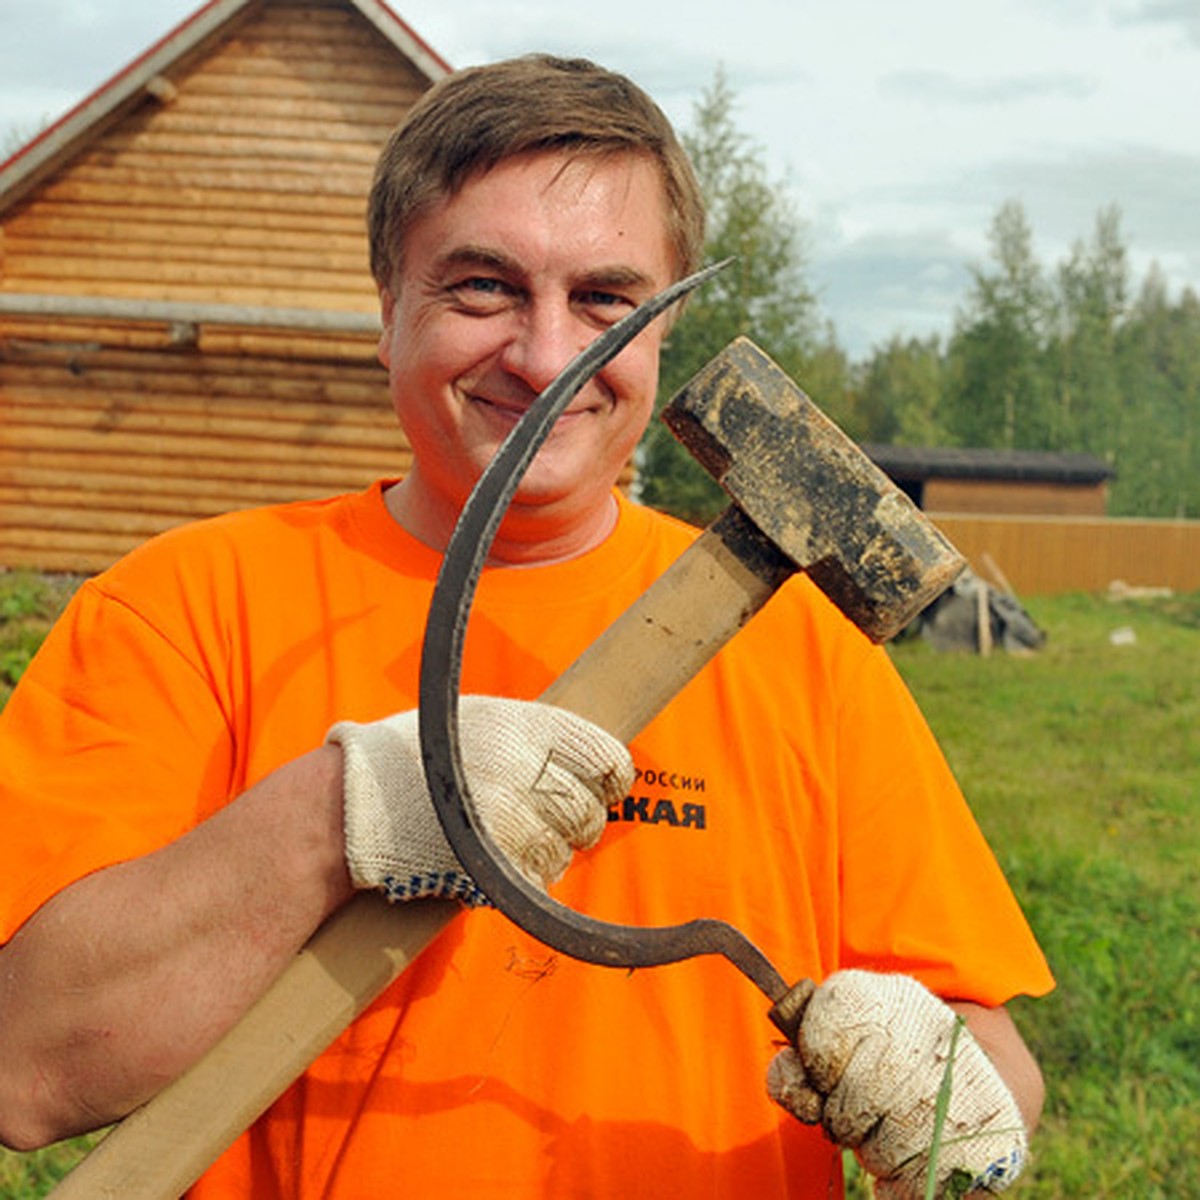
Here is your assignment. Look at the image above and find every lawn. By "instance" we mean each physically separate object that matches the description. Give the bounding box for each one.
[1,573,1196,1197]
[876,588,1200,1199]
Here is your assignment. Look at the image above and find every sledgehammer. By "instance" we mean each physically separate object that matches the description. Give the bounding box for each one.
[50,336,963,1198]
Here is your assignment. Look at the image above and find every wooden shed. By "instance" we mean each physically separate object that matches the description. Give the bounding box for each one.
[863,445,1114,517]
[0,0,449,573]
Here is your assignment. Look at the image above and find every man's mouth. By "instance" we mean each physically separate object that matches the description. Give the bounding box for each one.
[471,394,597,426]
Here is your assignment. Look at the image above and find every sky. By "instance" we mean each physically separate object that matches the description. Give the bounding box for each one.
[1,0,1197,359]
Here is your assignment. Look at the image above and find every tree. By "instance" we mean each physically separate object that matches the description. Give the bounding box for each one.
[1113,270,1200,517]
[637,68,833,524]
[942,201,1054,449]
[852,333,946,446]
[1050,205,1128,455]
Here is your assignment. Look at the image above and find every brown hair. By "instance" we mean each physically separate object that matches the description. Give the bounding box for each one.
[367,54,705,289]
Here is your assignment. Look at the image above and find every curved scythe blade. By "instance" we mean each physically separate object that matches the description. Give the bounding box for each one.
[417,260,792,1012]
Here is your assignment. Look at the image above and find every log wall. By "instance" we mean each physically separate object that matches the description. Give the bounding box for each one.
[1,0,426,309]
[0,319,405,572]
[1,0,430,573]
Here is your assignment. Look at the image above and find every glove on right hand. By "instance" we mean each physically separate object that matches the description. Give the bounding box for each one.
[329,696,633,907]
[767,970,1026,1198]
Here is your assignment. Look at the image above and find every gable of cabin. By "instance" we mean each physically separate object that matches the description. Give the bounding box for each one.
[0,0,446,573]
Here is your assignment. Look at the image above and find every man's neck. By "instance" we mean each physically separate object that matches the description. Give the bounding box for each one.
[382,479,620,567]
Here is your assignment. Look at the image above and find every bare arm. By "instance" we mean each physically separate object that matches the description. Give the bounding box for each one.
[950,1000,1045,1137]
[0,745,353,1150]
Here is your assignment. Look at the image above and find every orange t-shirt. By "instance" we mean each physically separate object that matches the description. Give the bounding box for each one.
[0,483,1052,1198]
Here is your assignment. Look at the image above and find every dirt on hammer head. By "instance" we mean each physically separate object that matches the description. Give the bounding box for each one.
[662,338,965,641]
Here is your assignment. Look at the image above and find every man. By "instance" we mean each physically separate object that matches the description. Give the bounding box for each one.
[0,55,1051,1197]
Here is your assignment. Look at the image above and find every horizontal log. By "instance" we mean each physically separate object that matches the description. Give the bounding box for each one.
[223,6,401,44]
[6,234,369,276]
[0,533,145,574]
[0,461,368,509]
[0,422,403,467]
[1,320,181,352]
[11,248,369,291]
[0,446,408,489]
[2,355,349,392]
[4,340,386,387]
[98,128,384,166]
[0,294,378,333]
[1,320,380,361]
[3,388,394,434]
[1,403,402,452]
[197,330,381,360]
[197,46,411,87]
[3,383,393,429]
[0,502,193,539]
[12,198,365,237]
[95,109,390,148]
[208,28,400,69]
[170,92,417,128]
[7,214,364,252]
[34,178,366,216]
[177,68,423,108]
[0,481,339,522]
[56,161,370,198]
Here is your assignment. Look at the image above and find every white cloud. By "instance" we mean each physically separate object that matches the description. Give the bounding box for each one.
[1,0,1198,358]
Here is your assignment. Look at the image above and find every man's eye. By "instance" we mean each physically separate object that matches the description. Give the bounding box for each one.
[461,277,504,293]
[580,290,626,307]
[577,290,635,323]
[449,277,513,310]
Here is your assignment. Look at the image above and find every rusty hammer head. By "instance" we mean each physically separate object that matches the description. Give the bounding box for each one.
[661,337,965,641]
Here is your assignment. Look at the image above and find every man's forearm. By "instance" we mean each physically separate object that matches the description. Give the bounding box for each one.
[950,1000,1045,1137]
[0,745,353,1150]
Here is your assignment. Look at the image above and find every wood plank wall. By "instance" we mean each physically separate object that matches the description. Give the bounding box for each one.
[1,0,429,573]
[932,513,1200,596]
[924,478,1108,518]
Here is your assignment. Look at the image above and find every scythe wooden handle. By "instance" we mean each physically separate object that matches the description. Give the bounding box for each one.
[48,895,459,1199]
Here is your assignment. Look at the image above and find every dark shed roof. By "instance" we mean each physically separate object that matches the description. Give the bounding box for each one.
[862,445,1114,485]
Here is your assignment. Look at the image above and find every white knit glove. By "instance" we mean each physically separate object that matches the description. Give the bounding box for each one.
[767,970,1026,1198]
[328,696,633,906]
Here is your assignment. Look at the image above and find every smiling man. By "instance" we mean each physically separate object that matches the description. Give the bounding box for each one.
[0,55,1051,1199]
[377,150,676,562]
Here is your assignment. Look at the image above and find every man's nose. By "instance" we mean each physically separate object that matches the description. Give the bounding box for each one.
[499,303,595,395]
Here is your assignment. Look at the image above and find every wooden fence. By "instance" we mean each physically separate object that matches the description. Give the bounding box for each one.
[931,513,1200,596]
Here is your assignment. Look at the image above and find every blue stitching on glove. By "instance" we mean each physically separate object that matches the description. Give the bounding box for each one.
[972,1146,1025,1190]
[380,872,492,908]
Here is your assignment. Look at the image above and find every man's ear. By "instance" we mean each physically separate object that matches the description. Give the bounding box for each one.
[377,286,396,367]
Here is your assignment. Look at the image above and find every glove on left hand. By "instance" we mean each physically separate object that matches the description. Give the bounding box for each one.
[767,970,1026,1198]
[330,696,632,907]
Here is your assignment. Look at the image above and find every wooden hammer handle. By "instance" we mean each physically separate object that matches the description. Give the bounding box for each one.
[51,511,792,1198]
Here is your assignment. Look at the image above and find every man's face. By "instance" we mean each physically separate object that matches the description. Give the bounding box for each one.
[377,150,677,556]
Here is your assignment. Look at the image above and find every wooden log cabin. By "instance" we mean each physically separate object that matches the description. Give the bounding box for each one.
[0,0,450,573]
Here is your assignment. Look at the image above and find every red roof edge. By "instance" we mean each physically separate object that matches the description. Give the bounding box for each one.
[367,0,453,76]
[0,0,453,180]
[0,0,234,176]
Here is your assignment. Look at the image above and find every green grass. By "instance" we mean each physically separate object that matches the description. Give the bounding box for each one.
[1,579,1196,1197]
[0,571,79,708]
[880,589,1200,1198]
